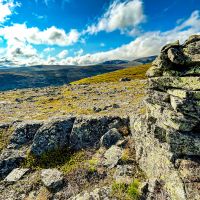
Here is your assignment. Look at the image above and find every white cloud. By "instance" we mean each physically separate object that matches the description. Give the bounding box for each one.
[85,0,145,35]
[74,48,84,56]
[0,24,80,47]
[44,47,55,52]
[59,11,200,65]
[0,47,6,55]
[1,10,200,67]
[32,12,47,20]
[57,50,68,59]
[0,0,20,23]
[100,43,105,47]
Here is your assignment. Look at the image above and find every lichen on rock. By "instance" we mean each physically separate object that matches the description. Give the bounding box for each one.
[132,34,200,200]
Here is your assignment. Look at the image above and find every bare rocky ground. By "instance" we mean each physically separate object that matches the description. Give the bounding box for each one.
[0,79,146,124]
[1,34,199,200]
[0,79,148,200]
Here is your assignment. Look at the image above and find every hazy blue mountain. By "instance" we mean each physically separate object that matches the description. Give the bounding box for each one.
[0,56,156,91]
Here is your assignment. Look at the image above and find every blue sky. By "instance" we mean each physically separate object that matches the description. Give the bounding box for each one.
[0,0,200,66]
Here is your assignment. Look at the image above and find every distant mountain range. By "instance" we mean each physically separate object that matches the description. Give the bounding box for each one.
[0,56,156,91]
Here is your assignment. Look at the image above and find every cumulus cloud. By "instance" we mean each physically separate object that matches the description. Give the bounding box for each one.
[85,0,145,35]
[44,47,55,52]
[74,49,84,56]
[0,0,20,23]
[59,11,200,65]
[57,50,68,59]
[0,24,80,46]
[1,10,200,67]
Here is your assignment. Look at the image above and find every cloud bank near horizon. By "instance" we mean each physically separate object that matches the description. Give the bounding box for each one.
[0,0,200,67]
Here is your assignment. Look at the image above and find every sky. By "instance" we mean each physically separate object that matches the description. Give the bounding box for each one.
[0,0,200,67]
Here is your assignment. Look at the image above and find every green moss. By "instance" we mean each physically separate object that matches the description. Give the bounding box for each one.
[111,179,141,200]
[87,158,99,173]
[71,63,151,85]
[60,151,88,174]
[23,148,89,174]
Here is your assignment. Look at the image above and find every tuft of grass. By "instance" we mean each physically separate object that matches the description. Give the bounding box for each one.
[111,179,140,200]
[127,179,140,199]
[0,125,14,152]
[60,151,88,174]
[71,63,151,85]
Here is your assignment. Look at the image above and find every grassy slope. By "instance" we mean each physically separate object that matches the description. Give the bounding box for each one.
[71,63,151,85]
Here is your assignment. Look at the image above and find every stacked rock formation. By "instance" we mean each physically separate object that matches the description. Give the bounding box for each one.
[132,35,200,200]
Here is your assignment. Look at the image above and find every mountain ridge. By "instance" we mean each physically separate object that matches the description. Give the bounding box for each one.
[0,56,155,91]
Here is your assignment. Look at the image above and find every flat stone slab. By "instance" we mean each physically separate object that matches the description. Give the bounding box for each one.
[167,89,200,100]
[149,77,200,91]
[41,169,64,190]
[103,145,122,168]
[4,168,30,182]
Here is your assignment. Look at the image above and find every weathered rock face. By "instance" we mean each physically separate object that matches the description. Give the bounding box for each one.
[69,116,129,150]
[30,117,75,156]
[132,35,200,200]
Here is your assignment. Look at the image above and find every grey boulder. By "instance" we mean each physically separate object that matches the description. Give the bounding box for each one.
[30,117,75,157]
[103,145,122,168]
[100,128,122,148]
[41,169,64,190]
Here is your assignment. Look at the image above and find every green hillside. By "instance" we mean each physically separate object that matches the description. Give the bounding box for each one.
[71,63,151,85]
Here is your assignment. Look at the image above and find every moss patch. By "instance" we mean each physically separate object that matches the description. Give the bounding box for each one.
[23,148,94,174]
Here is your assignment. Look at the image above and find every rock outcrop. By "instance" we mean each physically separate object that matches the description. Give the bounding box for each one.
[0,115,130,179]
[132,35,200,200]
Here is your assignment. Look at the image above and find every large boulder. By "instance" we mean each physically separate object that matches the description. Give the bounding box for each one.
[132,35,200,200]
[69,116,129,150]
[8,121,43,149]
[30,117,75,157]
[100,128,122,148]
